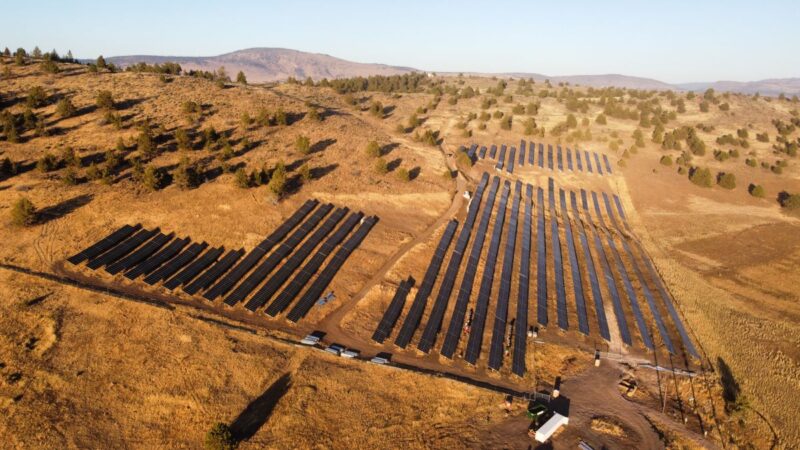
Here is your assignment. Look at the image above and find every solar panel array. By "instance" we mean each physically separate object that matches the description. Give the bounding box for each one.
[417,173,490,353]
[394,220,458,349]
[367,171,700,377]
[372,277,414,343]
[66,199,375,324]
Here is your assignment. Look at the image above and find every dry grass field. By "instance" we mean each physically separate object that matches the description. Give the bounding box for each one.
[2,57,799,448]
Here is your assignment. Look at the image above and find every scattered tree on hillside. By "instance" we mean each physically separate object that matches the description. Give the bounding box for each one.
[374,157,388,174]
[749,184,765,198]
[268,161,287,197]
[295,135,311,154]
[365,140,381,158]
[56,97,76,118]
[96,90,115,110]
[142,165,165,191]
[11,197,36,227]
[204,423,235,450]
[173,156,200,190]
[689,167,714,188]
[717,172,736,189]
[236,71,247,84]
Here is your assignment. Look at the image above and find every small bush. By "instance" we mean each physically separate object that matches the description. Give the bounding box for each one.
[96,90,115,110]
[659,155,673,166]
[11,197,37,226]
[234,167,251,188]
[749,184,765,198]
[396,167,410,182]
[204,423,235,450]
[780,193,800,211]
[717,172,736,189]
[173,157,200,190]
[142,165,165,191]
[299,163,311,181]
[374,157,388,174]
[268,162,286,197]
[369,101,384,118]
[689,167,714,188]
[62,167,80,185]
[365,140,381,158]
[37,153,59,172]
[56,97,76,118]
[295,135,311,154]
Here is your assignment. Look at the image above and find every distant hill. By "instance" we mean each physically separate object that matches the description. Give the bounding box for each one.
[107,48,417,83]
[676,78,800,96]
[108,47,798,95]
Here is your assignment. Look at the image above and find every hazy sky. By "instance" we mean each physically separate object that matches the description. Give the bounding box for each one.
[3,0,798,83]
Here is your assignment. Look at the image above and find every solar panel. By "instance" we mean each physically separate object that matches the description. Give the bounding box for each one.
[592,191,608,229]
[633,239,699,358]
[224,203,333,306]
[203,199,318,300]
[548,177,556,215]
[528,141,535,165]
[506,147,516,173]
[438,176,501,358]
[561,189,588,335]
[552,197,568,331]
[286,215,377,322]
[547,145,554,170]
[468,144,478,160]
[265,212,362,316]
[536,187,548,326]
[487,181,522,370]
[372,277,414,343]
[489,144,497,159]
[143,241,208,285]
[576,149,583,172]
[495,145,506,171]
[479,146,487,159]
[538,144,544,169]
[245,207,348,312]
[566,148,573,171]
[619,239,675,354]
[463,180,511,364]
[605,234,653,349]
[603,154,613,174]
[556,145,564,171]
[163,246,225,290]
[86,228,158,270]
[183,248,245,295]
[125,236,191,280]
[589,222,631,346]
[571,191,610,340]
[105,232,173,275]
[417,173,490,353]
[511,184,533,376]
[585,150,593,173]
[394,220,457,349]
[602,192,622,231]
[519,140,526,166]
[594,152,604,175]
[67,224,142,265]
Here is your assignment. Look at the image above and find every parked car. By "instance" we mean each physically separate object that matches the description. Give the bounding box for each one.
[300,334,321,346]
[325,344,345,356]
[341,349,359,358]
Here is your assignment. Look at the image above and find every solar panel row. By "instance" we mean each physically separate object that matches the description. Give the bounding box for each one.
[605,234,653,350]
[463,179,511,364]
[86,228,158,270]
[67,224,141,265]
[570,191,610,341]
[125,236,190,280]
[372,277,414,343]
[536,187,548,326]
[511,184,533,376]
[144,241,208,285]
[183,248,245,295]
[439,176,501,358]
[224,203,333,306]
[105,232,173,275]
[547,145,554,170]
[489,144,497,159]
[556,145,563,171]
[506,147,516,174]
[518,140,526,166]
[479,146,487,159]
[538,144,544,168]
[417,173,490,353]
[560,189,589,335]
[566,148,573,171]
[588,222,632,346]
[203,200,318,300]
[487,181,522,370]
[164,246,225,290]
[527,141,535,165]
[576,150,583,171]
[246,207,348,312]
[286,215,377,322]
[495,145,506,171]
[394,219,458,349]
[550,185,568,330]
[265,212,363,317]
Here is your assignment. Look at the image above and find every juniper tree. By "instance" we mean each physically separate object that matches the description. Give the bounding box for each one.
[236,71,247,84]
[295,135,311,154]
[56,97,76,118]
[11,197,36,227]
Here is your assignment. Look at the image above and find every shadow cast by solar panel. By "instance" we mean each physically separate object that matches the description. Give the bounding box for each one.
[229,372,292,443]
[37,194,93,224]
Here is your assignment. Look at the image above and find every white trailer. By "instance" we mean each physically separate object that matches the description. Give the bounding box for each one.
[534,412,569,443]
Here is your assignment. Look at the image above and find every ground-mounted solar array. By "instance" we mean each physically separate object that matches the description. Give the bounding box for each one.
[473,141,613,177]
[66,199,376,324]
[370,169,698,377]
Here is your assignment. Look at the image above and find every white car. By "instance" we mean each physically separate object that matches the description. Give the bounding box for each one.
[325,344,345,356]
[369,356,389,365]
[300,334,321,346]
[341,349,359,358]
